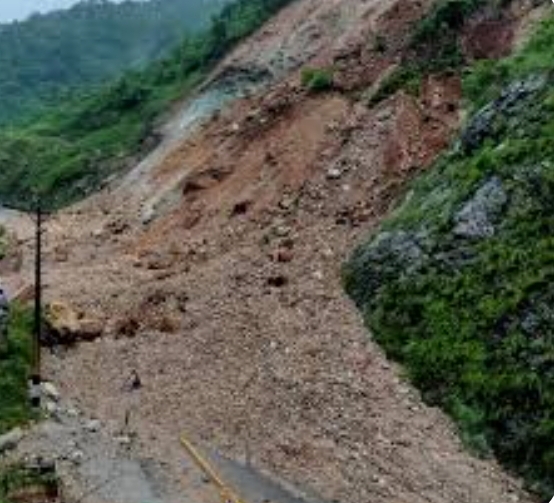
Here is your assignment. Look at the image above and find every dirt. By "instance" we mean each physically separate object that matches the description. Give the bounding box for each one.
[0,1,547,502]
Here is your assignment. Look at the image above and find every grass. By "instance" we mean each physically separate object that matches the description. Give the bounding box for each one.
[300,67,335,92]
[345,11,554,498]
[0,305,35,435]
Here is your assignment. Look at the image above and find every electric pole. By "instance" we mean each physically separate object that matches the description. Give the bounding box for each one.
[30,198,43,408]
[1,196,47,407]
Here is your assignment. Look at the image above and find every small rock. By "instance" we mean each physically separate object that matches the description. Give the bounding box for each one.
[0,428,24,453]
[65,407,80,418]
[274,225,292,238]
[313,270,324,281]
[41,382,60,402]
[85,420,101,433]
[267,275,288,288]
[326,168,342,180]
[273,249,294,263]
[43,400,59,416]
[115,435,132,447]
[69,450,84,465]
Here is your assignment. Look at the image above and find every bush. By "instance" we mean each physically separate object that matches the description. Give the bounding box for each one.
[0,305,34,435]
[367,66,422,106]
[0,464,58,503]
[412,0,482,44]
[301,67,334,92]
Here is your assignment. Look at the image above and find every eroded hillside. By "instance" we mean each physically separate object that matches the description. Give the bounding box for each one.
[1,0,550,502]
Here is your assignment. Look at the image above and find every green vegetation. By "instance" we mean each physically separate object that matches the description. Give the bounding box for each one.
[0,0,228,126]
[0,0,295,210]
[0,305,34,435]
[0,463,58,503]
[345,12,554,497]
[367,66,422,106]
[412,0,481,45]
[301,67,335,92]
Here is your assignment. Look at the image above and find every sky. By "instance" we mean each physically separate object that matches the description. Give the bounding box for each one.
[0,0,125,23]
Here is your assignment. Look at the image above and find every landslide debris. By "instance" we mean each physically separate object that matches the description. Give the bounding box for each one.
[1,1,548,503]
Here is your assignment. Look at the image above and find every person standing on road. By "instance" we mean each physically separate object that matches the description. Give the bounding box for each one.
[0,287,10,349]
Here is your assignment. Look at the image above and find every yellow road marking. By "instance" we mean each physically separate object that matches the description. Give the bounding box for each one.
[180,434,247,503]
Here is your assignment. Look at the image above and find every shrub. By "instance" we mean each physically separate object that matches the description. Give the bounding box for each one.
[301,67,334,92]
[0,305,34,435]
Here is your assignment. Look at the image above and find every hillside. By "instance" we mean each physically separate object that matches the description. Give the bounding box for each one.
[0,0,295,209]
[345,6,554,496]
[0,0,228,126]
[0,0,551,502]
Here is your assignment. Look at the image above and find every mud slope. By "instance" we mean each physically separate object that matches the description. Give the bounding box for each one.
[3,0,544,502]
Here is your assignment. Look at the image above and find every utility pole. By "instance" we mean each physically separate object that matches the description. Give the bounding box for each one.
[2,196,46,407]
[30,198,43,408]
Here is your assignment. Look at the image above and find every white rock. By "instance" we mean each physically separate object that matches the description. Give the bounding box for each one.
[115,435,132,447]
[69,450,84,465]
[65,407,80,418]
[0,428,24,453]
[85,420,101,433]
[44,400,58,416]
[41,382,61,402]
[326,168,342,180]
[313,270,324,281]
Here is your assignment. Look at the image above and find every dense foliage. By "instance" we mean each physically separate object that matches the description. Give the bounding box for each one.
[0,305,34,435]
[0,0,295,210]
[0,0,229,126]
[345,12,554,497]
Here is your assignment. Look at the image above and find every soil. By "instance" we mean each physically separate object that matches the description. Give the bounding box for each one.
[0,1,547,502]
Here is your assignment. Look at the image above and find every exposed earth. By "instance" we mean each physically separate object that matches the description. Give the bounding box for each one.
[0,0,548,502]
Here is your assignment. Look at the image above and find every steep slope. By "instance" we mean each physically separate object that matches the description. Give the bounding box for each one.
[345,9,554,497]
[0,0,548,502]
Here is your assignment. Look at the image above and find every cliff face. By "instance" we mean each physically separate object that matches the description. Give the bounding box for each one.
[1,0,550,502]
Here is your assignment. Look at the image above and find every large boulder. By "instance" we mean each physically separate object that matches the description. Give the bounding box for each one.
[44,302,103,345]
